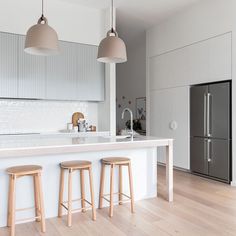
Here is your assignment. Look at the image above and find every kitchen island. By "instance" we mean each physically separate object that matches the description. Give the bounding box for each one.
[0,134,173,227]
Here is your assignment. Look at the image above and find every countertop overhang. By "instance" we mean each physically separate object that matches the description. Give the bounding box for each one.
[0,135,173,158]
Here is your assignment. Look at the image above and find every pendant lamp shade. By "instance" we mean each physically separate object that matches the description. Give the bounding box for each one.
[97,30,127,63]
[97,0,127,63]
[25,16,59,56]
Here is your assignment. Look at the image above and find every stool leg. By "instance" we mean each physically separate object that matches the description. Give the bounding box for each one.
[68,169,73,227]
[109,164,114,217]
[80,169,86,213]
[119,165,123,205]
[7,175,13,227]
[99,163,105,209]
[88,167,96,221]
[58,168,65,218]
[128,162,134,213]
[34,174,41,222]
[36,173,46,233]
[10,175,16,236]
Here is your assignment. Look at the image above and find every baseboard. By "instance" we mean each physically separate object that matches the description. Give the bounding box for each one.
[231,181,236,186]
[157,162,190,173]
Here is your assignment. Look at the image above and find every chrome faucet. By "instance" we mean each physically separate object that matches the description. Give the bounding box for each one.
[121,108,133,138]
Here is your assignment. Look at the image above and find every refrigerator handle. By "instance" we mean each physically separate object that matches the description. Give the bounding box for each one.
[207,93,212,137]
[207,139,212,162]
[204,93,207,137]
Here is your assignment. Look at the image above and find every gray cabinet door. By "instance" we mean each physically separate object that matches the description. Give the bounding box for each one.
[208,139,230,181]
[76,44,105,101]
[209,82,230,139]
[190,137,208,175]
[18,35,46,99]
[46,41,77,100]
[0,32,18,98]
[190,85,208,137]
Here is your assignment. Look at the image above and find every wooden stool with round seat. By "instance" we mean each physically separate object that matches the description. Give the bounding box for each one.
[58,160,96,227]
[99,157,134,217]
[6,165,46,236]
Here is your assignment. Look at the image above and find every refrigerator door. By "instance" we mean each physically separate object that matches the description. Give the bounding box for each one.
[208,82,230,139]
[208,139,230,182]
[190,85,208,137]
[190,137,208,175]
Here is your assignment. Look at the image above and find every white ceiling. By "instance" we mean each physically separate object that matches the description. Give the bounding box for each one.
[60,0,202,44]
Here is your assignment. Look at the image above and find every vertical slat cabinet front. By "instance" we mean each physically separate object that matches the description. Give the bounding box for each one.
[76,44,105,101]
[18,35,46,99]
[0,32,18,98]
[46,41,77,100]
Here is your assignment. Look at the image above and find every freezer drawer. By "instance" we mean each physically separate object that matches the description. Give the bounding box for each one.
[190,137,208,175]
[208,139,230,181]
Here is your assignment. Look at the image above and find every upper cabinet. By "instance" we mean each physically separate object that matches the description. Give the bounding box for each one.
[149,32,232,91]
[0,32,105,101]
[0,32,18,98]
[46,41,78,100]
[18,35,46,99]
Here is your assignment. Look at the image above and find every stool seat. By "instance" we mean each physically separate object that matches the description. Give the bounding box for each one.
[102,157,130,165]
[60,160,91,169]
[6,165,42,175]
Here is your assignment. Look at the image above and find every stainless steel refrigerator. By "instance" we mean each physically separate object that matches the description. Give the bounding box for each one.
[190,81,231,183]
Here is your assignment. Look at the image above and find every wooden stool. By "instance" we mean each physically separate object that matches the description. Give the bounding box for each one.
[58,160,96,227]
[6,165,45,236]
[99,157,134,217]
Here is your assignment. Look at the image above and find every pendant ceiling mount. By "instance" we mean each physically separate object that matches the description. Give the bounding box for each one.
[24,0,59,56]
[97,0,127,63]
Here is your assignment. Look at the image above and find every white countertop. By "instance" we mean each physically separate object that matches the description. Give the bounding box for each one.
[0,134,173,158]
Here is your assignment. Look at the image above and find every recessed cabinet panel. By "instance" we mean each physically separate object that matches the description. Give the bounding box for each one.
[150,86,190,169]
[0,32,18,98]
[18,35,46,99]
[46,41,78,100]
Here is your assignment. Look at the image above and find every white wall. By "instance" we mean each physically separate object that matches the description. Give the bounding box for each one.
[0,0,105,45]
[0,0,116,133]
[146,0,236,183]
[116,32,146,132]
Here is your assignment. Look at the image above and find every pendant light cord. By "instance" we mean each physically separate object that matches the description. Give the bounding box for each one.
[111,0,114,33]
[42,0,44,17]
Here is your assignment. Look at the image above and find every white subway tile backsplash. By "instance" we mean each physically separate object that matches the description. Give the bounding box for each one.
[0,99,98,134]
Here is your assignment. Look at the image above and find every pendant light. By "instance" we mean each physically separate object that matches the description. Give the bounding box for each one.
[97,0,127,63]
[24,0,59,56]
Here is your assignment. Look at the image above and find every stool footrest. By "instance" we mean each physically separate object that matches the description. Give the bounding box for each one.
[102,192,131,204]
[61,199,93,211]
[16,215,41,224]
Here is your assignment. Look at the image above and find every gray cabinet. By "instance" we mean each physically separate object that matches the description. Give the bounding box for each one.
[0,32,18,98]
[0,32,105,101]
[18,35,46,99]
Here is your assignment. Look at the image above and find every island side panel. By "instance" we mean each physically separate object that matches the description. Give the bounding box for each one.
[0,147,157,227]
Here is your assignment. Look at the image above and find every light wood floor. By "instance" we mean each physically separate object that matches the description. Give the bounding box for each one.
[1,165,236,236]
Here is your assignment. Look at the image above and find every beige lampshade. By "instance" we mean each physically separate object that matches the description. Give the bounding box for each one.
[97,30,127,63]
[24,17,59,56]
